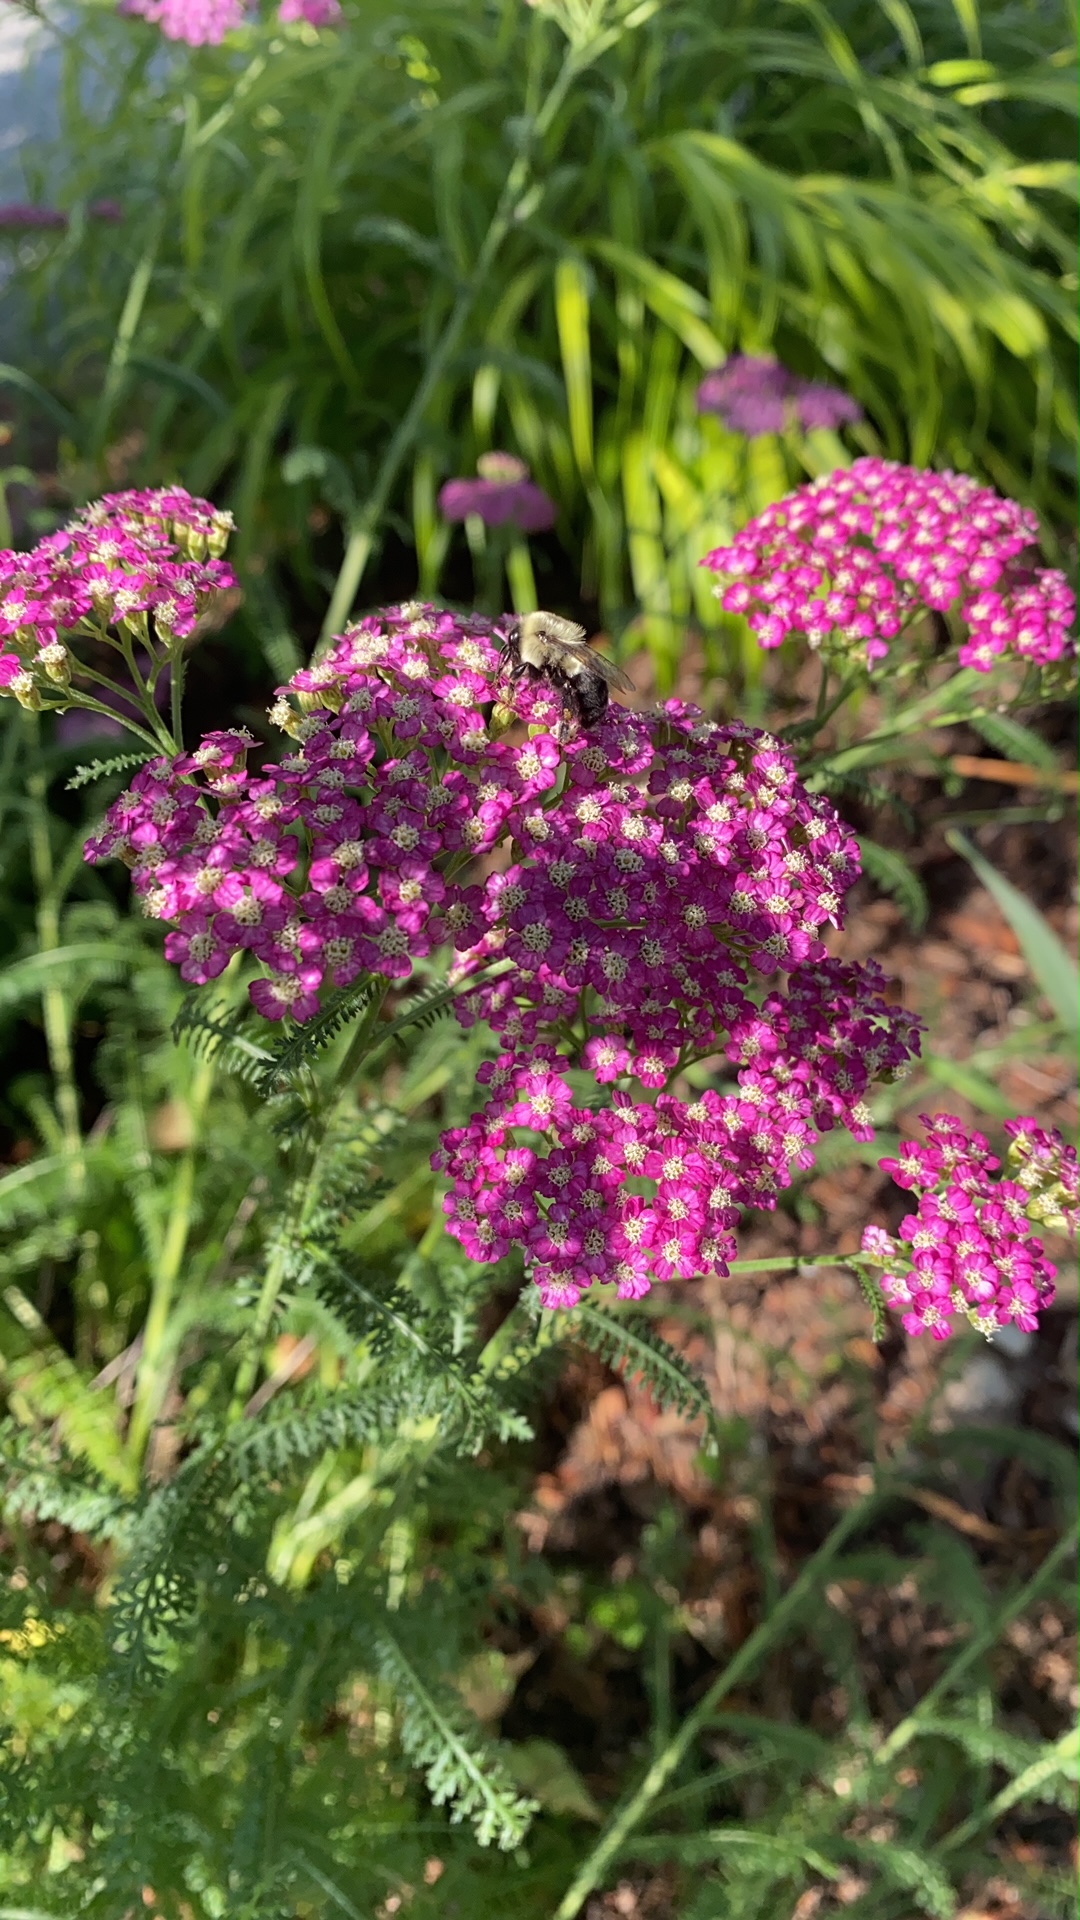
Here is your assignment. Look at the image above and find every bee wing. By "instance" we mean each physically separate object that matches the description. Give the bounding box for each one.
[584,648,636,694]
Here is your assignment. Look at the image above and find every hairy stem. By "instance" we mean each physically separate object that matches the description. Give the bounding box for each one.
[128,1054,216,1464]
[229,985,391,1418]
[26,728,84,1192]
[169,646,186,754]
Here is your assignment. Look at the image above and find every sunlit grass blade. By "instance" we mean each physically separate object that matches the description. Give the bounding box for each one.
[946,829,1079,1031]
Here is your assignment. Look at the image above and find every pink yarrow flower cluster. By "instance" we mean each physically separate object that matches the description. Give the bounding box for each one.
[278,0,342,22]
[697,356,862,438]
[438,949,919,1310]
[87,602,921,1307]
[0,488,236,710]
[119,0,246,41]
[703,459,1077,674]
[119,0,340,41]
[863,1114,1078,1340]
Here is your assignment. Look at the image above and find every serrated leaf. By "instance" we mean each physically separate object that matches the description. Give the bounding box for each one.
[373,1629,536,1850]
[0,1155,69,1230]
[946,831,1079,1030]
[966,711,1063,777]
[171,997,274,1082]
[633,1827,841,1876]
[849,1837,955,1917]
[568,1305,712,1421]
[856,837,929,931]
[917,1714,1045,1775]
[256,979,378,1090]
[66,750,155,791]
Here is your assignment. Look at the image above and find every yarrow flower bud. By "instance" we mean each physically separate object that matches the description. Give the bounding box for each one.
[864,1113,1074,1339]
[703,459,1077,675]
[88,588,923,1311]
[697,356,862,438]
[1003,1116,1079,1234]
[0,487,237,710]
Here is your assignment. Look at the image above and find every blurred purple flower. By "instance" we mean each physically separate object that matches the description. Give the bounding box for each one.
[439,453,557,534]
[0,201,124,232]
[797,382,863,431]
[56,710,127,748]
[0,205,68,231]
[279,0,342,20]
[697,358,790,435]
[697,355,862,438]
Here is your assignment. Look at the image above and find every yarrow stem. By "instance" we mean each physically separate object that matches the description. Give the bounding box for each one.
[26,727,85,1193]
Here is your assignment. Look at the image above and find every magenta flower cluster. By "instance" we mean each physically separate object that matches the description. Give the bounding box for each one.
[119,0,246,41]
[278,0,342,23]
[0,488,236,710]
[863,1113,1078,1340]
[87,602,921,1307]
[704,459,1077,674]
[438,952,919,1309]
[119,0,339,43]
[438,455,557,535]
[697,356,862,439]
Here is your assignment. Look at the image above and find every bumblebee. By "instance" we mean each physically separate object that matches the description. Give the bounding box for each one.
[499,612,636,731]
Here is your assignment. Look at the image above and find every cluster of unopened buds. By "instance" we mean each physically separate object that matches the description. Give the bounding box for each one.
[0,487,236,716]
[88,587,922,1307]
[862,1114,1077,1339]
[704,458,1077,676]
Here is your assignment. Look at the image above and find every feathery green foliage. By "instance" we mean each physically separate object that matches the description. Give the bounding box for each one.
[0,0,1076,1909]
